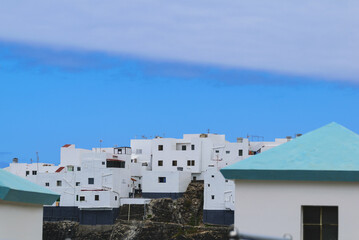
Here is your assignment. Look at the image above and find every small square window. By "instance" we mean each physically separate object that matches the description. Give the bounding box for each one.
[238,149,243,156]
[226,151,230,154]
[95,195,99,201]
[191,145,195,150]
[225,180,228,182]
[158,160,163,166]
[215,150,219,153]
[45,182,50,187]
[158,145,163,151]
[172,160,177,166]
[211,175,214,178]
[76,182,80,186]
[158,177,166,183]
[57,180,62,187]
[25,171,29,176]
[211,195,215,200]
[32,170,37,175]
[102,161,105,165]
[182,145,187,151]
[77,167,81,171]
[80,196,85,201]
[88,178,94,184]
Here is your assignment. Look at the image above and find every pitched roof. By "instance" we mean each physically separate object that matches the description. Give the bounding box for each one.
[0,169,59,205]
[221,122,359,182]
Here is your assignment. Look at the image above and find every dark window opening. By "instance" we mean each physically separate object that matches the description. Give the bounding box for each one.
[25,171,29,176]
[77,167,81,171]
[303,206,338,240]
[76,182,80,186]
[76,195,79,201]
[238,149,243,156]
[88,178,94,184]
[158,145,163,151]
[32,171,37,175]
[182,145,187,151]
[106,160,125,168]
[172,160,177,166]
[95,195,99,201]
[191,145,195,150]
[102,161,105,165]
[80,196,85,201]
[115,196,118,201]
[158,177,166,183]
[158,160,163,166]
[45,182,49,187]
[215,150,219,153]
[211,195,215,200]
[57,180,62,186]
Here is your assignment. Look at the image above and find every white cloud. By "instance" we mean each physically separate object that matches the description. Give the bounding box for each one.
[0,0,358,82]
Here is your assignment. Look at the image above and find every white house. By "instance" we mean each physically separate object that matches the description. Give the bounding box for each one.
[0,169,59,240]
[5,144,133,225]
[204,137,288,225]
[221,122,358,240]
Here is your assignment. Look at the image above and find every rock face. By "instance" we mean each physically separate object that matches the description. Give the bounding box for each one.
[43,220,229,240]
[146,181,204,225]
[43,181,230,240]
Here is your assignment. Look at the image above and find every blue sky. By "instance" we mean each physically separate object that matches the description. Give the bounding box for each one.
[0,1,358,167]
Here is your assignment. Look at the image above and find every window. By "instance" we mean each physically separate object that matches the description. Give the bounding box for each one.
[102,161,105,165]
[191,145,195,150]
[158,177,166,183]
[303,206,338,240]
[67,166,74,171]
[211,195,215,200]
[77,167,81,171]
[95,195,99,201]
[136,149,142,154]
[115,196,118,201]
[32,170,37,175]
[57,180,62,187]
[107,160,125,168]
[182,145,186,151]
[208,184,210,187]
[226,151,230,154]
[187,160,195,166]
[45,182,49,187]
[158,160,163,166]
[76,182,80,186]
[172,160,177,166]
[142,162,148,166]
[88,178,94,184]
[215,150,219,153]
[26,171,29,176]
[193,176,197,181]
[211,175,214,178]
[80,196,85,201]
[158,145,163,151]
[76,195,79,201]
[238,149,243,156]
[225,180,228,183]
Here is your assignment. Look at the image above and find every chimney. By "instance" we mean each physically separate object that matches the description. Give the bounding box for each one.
[12,158,18,163]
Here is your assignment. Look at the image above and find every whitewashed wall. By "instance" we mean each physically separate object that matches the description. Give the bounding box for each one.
[0,200,43,240]
[235,180,359,239]
[142,171,192,193]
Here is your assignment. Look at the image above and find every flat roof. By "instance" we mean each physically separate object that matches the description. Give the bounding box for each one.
[221,122,359,182]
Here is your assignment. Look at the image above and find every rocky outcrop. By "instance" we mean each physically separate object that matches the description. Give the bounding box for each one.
[146,181,204,225]
[43,220,229,240]
[43,181,230,240]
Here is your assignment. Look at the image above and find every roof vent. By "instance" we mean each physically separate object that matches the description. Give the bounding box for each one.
[200,134,208,138]
[237,137,243,143]
[12,158,18,163]
[296,133,302,138]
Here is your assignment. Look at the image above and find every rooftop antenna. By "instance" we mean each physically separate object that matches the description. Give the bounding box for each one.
[207,129,210,134]
[30,158,33,164]
[100,140,103,152]
[36,152,39,171]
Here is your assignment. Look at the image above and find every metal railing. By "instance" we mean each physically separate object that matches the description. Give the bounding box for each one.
[229,228,293,240]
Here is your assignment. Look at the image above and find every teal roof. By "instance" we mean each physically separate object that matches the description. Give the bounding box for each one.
[221,122,359,182]
[0,169,59,205]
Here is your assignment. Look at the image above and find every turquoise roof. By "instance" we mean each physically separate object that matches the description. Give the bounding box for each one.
[221,122,359,182]
[0,169,59,205]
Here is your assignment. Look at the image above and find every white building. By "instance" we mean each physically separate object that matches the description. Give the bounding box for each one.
[0,169,58,240]
[221,122,357,239]
[5,144,133,225]
[204,137,288,225]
